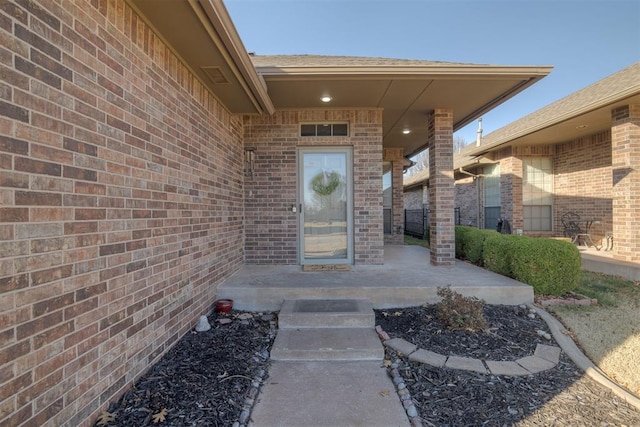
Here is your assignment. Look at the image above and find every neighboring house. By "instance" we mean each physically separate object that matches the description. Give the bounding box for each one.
[0,1,552,425]
[404,62,640,263]
[404,168,430,210]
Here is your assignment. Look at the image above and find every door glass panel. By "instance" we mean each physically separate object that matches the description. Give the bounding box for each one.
[301,152,348,261]
[383,162,392,234]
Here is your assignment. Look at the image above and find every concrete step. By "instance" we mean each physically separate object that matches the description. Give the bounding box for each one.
[270,327,384,361]
[278,298,374,329]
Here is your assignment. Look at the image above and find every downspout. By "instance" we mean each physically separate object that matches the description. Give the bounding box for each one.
[458,167,482,228]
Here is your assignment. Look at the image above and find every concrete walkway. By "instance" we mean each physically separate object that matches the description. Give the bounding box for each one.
[248,299,411,426]
[246,297,640,426]
[249,361,410,427]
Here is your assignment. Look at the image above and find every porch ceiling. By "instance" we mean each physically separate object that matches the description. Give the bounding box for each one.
[253,56,552,157]
[127,1,551,158]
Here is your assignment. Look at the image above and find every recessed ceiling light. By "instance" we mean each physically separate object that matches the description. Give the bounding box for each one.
[321,96,332,103]
[402,129,411,135]
[576,124,589,129]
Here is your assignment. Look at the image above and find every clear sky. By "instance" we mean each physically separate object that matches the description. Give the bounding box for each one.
[225,0,640,146]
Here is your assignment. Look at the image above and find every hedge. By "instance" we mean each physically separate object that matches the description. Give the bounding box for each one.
[455,226,473,259]
[483,233,521,277]
[455,226,582,296]
[454,226,498,266]
[510,237,581,295]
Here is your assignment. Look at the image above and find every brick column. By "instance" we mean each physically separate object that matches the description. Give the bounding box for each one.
[500,155,523,233]
[611,104,640,262]
[428,109,455,266]
[383,148,406,244]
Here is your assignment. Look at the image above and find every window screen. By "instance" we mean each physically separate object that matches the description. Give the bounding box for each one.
[523,158,553,231]
[483,164,500,229]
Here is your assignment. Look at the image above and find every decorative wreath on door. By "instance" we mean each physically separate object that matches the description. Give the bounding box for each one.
[310,170,341,196]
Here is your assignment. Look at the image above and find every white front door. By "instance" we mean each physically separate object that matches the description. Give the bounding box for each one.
[298,147,353,265]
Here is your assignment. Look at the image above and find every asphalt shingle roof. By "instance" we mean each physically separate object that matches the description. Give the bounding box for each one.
[250,54,481,68]
[471,62,640,154]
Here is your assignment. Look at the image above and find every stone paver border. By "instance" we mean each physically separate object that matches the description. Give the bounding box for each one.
[383,337,561,377]
[380,305,640,412]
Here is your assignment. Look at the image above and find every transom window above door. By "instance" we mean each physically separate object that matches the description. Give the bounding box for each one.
[300,123,349,137]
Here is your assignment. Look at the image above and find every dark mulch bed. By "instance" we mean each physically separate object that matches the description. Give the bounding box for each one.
[376,305,640,426]
[96,311,276,427]
[375,304,551,360]
[95,304,640,426]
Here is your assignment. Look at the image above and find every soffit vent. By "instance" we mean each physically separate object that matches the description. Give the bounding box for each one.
[202,66,230,84]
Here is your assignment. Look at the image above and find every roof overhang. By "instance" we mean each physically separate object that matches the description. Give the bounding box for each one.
[468,63,640,157]
[127,0,274,115]
[253,57,552,157]
[125,1,553,158]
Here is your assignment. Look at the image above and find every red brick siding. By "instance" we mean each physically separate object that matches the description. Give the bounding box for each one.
[498,156,518,231]
[387,158,405,243]
[455,177,478,227]
[428,109,455,266]
[1,1,244,426]
[611,105,640,262]
[243,110,384,265]
[555,131,612,245]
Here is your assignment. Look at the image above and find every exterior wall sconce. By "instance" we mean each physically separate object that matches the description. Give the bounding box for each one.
[245,147,256,178]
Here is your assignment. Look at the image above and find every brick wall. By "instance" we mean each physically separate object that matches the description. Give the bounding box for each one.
[427,109,455,266]
[0,1,244,425]
[243,109,384,265]
[611,105,640,262]
[384,148,405,244]
[555,131,612,244]
[455,177,478,227]
[497,151,523,232]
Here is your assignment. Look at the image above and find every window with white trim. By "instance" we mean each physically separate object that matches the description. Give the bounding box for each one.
[523,157,553,231]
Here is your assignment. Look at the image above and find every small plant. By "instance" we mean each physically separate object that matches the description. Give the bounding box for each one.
[436,287,488,332]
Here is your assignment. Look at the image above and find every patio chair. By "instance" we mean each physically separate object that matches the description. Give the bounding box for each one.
[561,212,582,240]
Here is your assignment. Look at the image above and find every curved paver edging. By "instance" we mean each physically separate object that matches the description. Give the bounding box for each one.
[382,337,560,377]
[530,303,640,411]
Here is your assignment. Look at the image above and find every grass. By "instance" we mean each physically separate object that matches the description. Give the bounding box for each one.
[547,272,640,396]
[570,271,639,306]
[404,235,428,248]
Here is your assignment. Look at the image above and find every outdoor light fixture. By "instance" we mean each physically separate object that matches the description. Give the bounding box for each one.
[245,147,256,178]
[402,129,411,135]
[321,95,332,103]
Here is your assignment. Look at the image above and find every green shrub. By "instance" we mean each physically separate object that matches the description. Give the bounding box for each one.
[459,227,497,265]
[455,227,581,296]
[455,226,472,258]
[510,238,581,295]
[483,234,522,278]
[436,287,487,332]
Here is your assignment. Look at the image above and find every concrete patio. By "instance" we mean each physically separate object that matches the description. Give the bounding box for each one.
[578,246,640,281]
[216,244,534,311]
